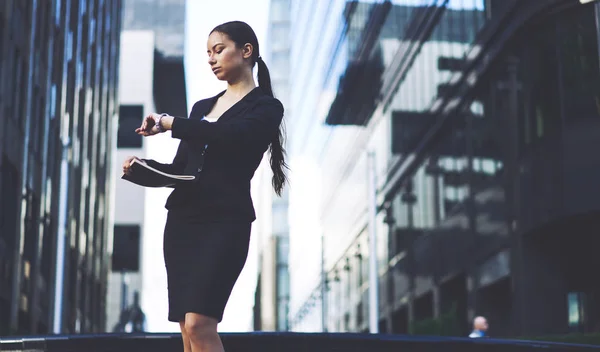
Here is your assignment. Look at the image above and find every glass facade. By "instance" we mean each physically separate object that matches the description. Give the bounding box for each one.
[0,0,121,335]
[286,0,600,337]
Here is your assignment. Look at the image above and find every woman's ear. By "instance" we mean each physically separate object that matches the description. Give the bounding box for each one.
[242,43,254,59]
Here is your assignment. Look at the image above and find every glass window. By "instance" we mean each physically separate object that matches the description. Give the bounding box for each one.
[0,154,19,249]
[41,182,54,282]
[516,19,561,146]
[23,190,40,260]
[117,105,143,148]
[55,0,62,26]
[271,0,290,22]
[112,224,141,272]
[11,49,21,120]
[270,51,288,73]
[568,292,586,332]
[270,23,288,50]
[50,84,57,120]
[557,5,600,123]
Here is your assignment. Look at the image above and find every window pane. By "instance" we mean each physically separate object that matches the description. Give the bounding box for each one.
[117,105,143,148]
[112,224,141,272]
[558,6,600,122]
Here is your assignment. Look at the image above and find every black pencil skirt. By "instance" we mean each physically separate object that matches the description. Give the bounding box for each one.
[163,211,252,323]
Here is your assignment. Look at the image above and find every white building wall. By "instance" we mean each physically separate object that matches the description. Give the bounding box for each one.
[106,30,155,332]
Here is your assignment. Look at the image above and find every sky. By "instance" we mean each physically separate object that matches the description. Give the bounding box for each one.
[142,0,270,333]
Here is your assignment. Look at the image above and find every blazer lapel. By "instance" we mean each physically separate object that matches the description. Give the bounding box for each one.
[194,90,225,119]
[212,87,264,123]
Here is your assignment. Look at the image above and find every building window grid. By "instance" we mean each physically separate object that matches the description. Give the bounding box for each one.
[0,0,121,334]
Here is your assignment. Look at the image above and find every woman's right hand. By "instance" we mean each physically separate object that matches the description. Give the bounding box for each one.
[122,156,142,175]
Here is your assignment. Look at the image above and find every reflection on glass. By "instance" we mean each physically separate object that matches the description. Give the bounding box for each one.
[557,6,600,122]
[568,292,586,331]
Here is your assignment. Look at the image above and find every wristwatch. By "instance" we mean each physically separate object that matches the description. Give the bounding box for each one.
[156,113,168,132]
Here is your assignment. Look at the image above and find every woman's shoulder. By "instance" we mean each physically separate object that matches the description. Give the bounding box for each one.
[253,96,284,119]
[255,91,284,113]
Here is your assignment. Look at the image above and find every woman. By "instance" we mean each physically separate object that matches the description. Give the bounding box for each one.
[122,21,287,352]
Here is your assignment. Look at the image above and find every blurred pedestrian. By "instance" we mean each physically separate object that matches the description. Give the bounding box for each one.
[469,316,489,338]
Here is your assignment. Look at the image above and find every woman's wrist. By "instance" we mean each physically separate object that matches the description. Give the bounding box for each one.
[157,114,175,131]
[162,115,175,130]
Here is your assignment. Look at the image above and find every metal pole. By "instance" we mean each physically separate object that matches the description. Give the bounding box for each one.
[53,137,70,334]
[321,233,327,332]
[367,151,379,333]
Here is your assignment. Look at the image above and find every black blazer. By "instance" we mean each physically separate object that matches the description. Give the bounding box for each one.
[144,87,284,222]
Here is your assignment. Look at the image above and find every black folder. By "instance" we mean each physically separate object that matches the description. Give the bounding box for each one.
[121,158,195,188]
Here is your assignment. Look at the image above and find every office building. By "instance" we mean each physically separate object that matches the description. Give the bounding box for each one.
[0,0,122,335]
[253,0,292,332]
[106,0,187,332]
[121,0,185,57]
[286,0,600,337]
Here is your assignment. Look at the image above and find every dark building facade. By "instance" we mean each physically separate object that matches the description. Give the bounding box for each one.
[288,0,600,338]
[377,0,600,337]
[0,0,122,335]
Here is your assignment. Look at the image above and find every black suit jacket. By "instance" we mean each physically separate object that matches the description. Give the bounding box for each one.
[144,87,284,222]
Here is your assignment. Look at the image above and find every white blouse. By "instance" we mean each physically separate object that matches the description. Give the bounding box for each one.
[203,115,219,123]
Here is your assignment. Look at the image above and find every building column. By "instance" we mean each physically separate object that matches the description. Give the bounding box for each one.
[518,236,569,335]
[432,286,441,319]
[383,205,396,333]
[401,182,417,329]
[504,55,526,336]
[466,269,479,326]
[426,157,443,321]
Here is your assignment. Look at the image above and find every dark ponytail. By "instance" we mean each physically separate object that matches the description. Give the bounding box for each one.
[257,57,288,196]
[256,57,273,96]
[211,21,289,196]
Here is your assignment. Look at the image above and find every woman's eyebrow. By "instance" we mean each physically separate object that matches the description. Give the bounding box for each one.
[207,43,225,52]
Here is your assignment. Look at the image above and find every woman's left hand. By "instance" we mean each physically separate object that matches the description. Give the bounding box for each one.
[136,113,162,136]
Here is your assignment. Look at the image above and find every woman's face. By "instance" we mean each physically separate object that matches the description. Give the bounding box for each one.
[206,31,252,82]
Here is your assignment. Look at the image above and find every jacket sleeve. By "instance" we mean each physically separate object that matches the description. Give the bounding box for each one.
[142,140,188,175]
[139,102,201,174]
[170,98,284,147]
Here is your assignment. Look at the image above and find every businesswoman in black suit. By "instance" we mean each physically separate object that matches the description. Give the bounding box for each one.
[122,21,286,352]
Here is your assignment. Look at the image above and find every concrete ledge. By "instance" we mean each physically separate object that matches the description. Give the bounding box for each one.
[1,332,600,352]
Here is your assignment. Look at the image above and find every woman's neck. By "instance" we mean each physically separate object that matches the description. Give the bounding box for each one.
[225,71,256,99]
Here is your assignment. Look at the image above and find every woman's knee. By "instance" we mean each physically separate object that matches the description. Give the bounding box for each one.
[184,313,218,339]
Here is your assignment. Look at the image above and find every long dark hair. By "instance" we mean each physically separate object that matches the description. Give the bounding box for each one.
[211,21,288,196]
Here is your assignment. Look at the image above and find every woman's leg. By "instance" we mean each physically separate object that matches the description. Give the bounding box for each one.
[180,320,192,352]
[184,312,224,352]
